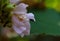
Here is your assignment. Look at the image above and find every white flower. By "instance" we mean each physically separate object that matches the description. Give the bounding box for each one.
[12,3,29,13]
[10,0,20,4]
[26,13,36,21]
[10,0,35,37]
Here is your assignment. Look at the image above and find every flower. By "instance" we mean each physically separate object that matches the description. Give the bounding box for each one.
[10,0,35,37]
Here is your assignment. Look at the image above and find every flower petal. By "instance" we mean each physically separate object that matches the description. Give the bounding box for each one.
[26,13,36,21]
[13,3,29,13]
[12,25,26,35]
[10,0,20,4]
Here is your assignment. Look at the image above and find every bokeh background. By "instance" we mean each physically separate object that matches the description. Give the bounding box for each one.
[0,0,60,41]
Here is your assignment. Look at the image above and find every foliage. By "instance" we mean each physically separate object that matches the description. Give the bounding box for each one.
[45,0,60,12]
[0,0,15,27]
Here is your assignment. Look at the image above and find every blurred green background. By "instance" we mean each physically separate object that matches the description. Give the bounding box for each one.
[30,8,60,35]
[0,0,60,41]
